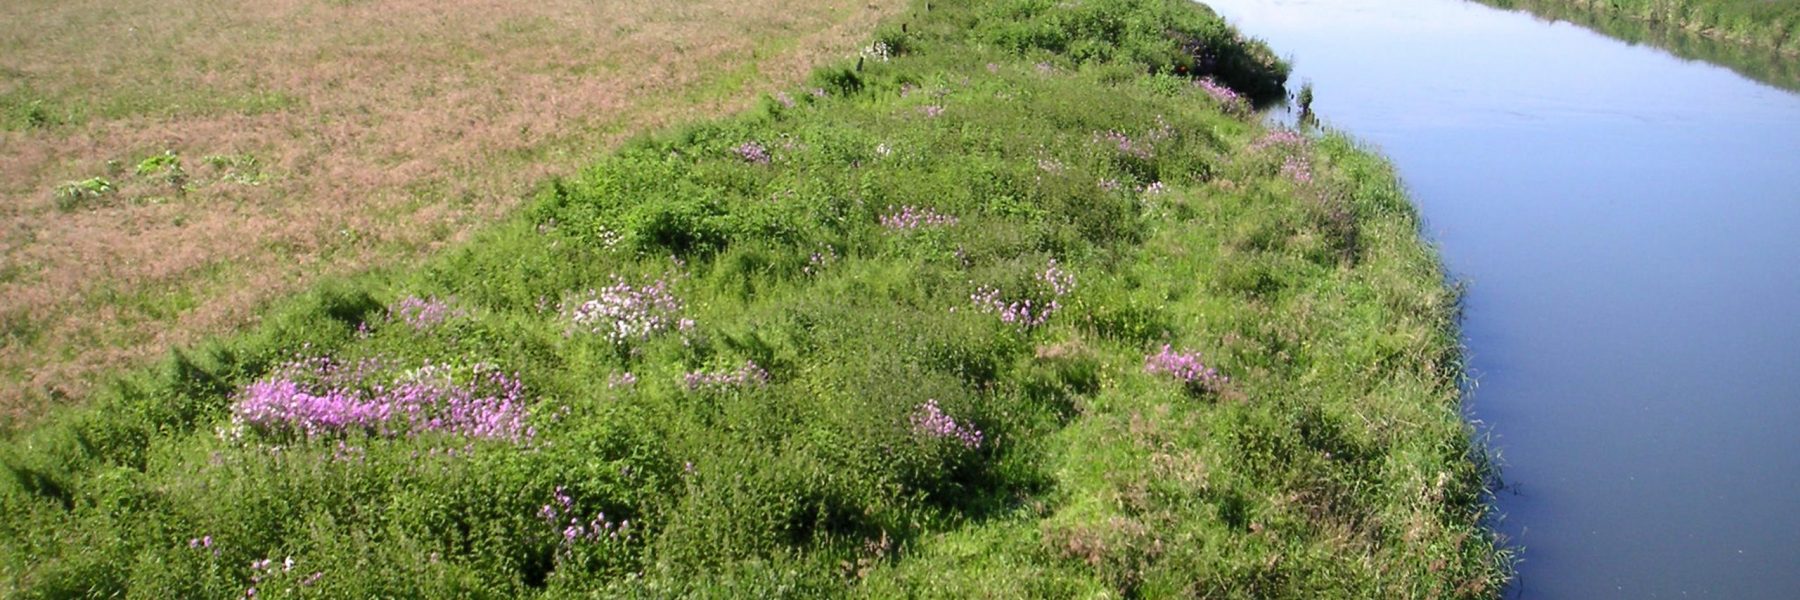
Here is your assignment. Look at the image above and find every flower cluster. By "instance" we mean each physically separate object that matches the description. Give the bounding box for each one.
[187,535,217,555]
[804,245,838,275]
[1096,130,1152,160]
[880,205,958,230]
[1196,77,1246,110]
[971,286,1059,328]
[1280,155,1313,184]
[1141,181,1168,195]
[231,360,532,442]
[734,141,771,164]
[1038,259,1076,297]
[386,295,467,331]
[922,104,945,118]
[1098,178,1122,192]
[970,260,1076,329]
[1249,128,1308,153]
[608,372,638,389]
[909,400,982,449]
[540,487,634,547]
[562,276,694,346]
[1143,344,1229,392]
[683,360,770,392]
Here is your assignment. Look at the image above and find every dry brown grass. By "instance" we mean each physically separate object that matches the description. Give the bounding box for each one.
[0,0,907,426]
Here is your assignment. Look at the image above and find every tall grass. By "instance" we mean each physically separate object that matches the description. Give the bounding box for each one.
[0,0,1509,596]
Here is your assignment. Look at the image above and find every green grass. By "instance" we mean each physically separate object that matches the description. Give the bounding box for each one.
[0,0,1509,597]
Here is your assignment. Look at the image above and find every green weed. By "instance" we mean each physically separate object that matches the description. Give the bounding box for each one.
[51,177,115,211]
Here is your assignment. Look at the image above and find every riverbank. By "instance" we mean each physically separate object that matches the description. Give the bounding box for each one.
[0,0,1509,596]
[1475,0,1800,93]
[1479,0,1800,55]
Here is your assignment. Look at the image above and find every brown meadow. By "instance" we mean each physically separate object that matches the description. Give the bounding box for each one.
[0,0,905,427]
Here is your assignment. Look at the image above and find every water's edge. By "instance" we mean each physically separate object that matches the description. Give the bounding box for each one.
[1470,0,1800,93]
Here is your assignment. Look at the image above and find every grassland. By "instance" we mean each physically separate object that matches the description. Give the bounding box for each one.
[0,0,1509,596]
[1479,0,1800,53]
[0,0,906,428]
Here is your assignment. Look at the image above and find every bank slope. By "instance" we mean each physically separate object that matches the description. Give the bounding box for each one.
[1475,0,1800,93]
[0,0,1508,597]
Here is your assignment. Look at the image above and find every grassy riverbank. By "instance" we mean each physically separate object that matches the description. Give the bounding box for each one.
[1476,0,1800,92]
[1480,0,1800,54]
[1,0,1508,597]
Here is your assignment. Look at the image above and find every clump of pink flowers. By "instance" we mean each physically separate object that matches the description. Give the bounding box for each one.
[540,486,634,549]
[562,275,694,346]
[230,359,532,442]
[1280,156,1314,184]
[385,295,467,331]
[1144,344,1229,393]
[734,141,771,165]
[1039,258,1076,296]
[804,245,838,276]
[970,259,1076,329]
[880,205,959,230]
[1249,128,1308,153]
[922,104,945,118]
[1196,77,1246,110]
[910,400,982,449]
[683,360,770,392]
[1096,130,1152,160]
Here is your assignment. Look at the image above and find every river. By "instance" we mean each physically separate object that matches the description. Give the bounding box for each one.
[1198,0,1800,597]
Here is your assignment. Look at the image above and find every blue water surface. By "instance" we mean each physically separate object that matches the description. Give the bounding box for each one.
[1199,0,1800,597]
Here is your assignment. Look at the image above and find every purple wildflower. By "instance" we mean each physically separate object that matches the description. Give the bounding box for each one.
[1096,130,1151,159]
[909,400,983,449]
[1280,156,1313,184]
[1249,128,1308,153]
[969,260,1075,329]
[1141,181,1168,195]
[230,360,531,442]
[1196,77,1246,111]
[608,372,638,388]
[683,360,770,392]
[734,141,771,165]
[880,205,958,230]
[923,105,944,118]
[1099,178,1122,192]
[385,295,466,331]
[1038,259,1076,297]
[1144,344,1229,393]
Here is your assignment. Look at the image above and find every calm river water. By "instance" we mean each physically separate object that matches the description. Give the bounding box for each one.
[1200,0,1800,597]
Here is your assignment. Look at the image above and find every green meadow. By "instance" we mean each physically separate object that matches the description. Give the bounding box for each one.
[0,0,1508,597]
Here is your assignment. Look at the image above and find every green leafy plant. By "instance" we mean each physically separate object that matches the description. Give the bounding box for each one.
[52,177,115,211]
[136,150,189,195]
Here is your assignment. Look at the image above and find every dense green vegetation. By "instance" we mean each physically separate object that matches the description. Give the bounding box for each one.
[1481,0,1800,54]
[0,0,1508,597]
